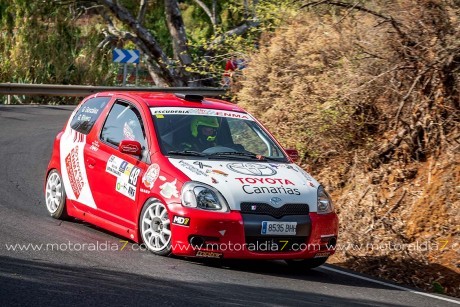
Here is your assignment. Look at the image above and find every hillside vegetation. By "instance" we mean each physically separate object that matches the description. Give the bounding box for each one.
[236,0,459,297]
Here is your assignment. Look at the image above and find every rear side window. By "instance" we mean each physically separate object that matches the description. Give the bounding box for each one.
[70,97,110,134]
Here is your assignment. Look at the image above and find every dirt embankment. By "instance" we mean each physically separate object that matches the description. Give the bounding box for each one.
[235,1,459,296]
[316,144,459,297]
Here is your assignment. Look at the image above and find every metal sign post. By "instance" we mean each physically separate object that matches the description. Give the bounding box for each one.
[122,63,128,87]
[112,49,140,87]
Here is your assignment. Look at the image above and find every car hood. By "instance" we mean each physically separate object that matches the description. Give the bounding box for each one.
[168,159,319,212]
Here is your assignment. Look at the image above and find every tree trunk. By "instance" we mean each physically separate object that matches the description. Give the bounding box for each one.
[164,0,193,86]
[97,0,186,86]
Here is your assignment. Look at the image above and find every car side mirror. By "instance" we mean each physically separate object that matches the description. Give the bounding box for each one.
[119,140,142,156]
[285,149,300,162]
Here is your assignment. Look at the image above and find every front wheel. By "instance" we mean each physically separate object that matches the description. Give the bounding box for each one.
[140,199,172,256]
[45,169,68,219]
[285,257,328,270]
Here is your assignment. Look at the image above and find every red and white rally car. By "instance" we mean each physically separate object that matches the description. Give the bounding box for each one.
[45,92,338,268]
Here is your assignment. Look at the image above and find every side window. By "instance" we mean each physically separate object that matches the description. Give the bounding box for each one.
[70,97,110,134]
[100,101,147,151]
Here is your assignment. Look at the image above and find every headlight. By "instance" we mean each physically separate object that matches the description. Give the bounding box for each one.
[317,185,334,214]
[181,182,229,212]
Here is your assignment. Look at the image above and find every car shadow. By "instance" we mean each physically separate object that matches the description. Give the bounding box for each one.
[0,255,410,306]
[60,218,457,297]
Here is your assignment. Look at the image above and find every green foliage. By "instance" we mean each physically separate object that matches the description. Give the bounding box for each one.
[0,0,117,103]
[432,282,445,294]
[185,0,299,85]
[0,0,300,102]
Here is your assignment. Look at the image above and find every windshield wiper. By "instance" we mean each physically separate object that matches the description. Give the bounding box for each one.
[167,150,206,157]
[208,152,279,161]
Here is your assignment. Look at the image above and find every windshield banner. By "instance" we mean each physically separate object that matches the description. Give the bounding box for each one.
[150,107,254,121]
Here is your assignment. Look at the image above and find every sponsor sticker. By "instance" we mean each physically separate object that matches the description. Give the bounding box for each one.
[208,169,228,177]
[81,106,100,114]
[140,188,150,194]
[160,179,179,199]
[105,155,139,200]
[235,177,300,196]
[314,252,331,258]
[179,161,208,177]
[195,251,223,259]
[116,177,136,200]
[235,178,294,185]
[90,140,99,152]
[296,165,313,180]
[106,155,134,177]
[72,130,85,143]
[227,162,276,176]
[142,164,160,189]
[150,107,253,121]
[123,122,135,140]
[121,143,140,154]
[242,185,300,195]
[172,215,190,227]
[65,145,84,199]
[193,161,211,169]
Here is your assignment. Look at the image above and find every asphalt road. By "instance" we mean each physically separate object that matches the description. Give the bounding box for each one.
[0,105,458,307]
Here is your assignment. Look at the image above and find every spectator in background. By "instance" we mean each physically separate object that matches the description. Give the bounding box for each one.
[222,55,237,87]
[236,58,247,70]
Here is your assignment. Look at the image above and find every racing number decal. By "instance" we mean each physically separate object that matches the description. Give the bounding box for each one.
[129,167,141,186]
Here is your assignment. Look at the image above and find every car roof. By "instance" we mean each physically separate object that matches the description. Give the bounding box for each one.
[95,91,246,113]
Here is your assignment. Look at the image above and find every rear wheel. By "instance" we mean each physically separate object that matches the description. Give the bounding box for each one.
[286,257,328,270]
[45,170,68,219]
[140,199,172,256]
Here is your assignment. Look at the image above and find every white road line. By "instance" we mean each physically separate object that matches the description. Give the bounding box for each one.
[321,266,460,305]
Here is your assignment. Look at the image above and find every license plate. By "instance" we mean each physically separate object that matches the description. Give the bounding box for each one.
[261,221,297,235]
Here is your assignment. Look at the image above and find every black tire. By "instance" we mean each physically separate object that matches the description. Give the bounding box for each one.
[139,199,172,256]
[44,169,69,220]
[286,257,329,270]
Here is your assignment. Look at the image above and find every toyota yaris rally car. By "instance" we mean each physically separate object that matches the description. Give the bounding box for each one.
[45,92,338,268]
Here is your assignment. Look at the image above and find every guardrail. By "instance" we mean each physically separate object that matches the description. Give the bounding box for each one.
[0,83,226,97]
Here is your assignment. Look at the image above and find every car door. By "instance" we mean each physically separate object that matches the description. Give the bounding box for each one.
[84,99,150,230]
[60,96,112,213]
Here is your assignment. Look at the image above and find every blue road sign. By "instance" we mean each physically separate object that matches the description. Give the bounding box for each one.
[113,49,140,63]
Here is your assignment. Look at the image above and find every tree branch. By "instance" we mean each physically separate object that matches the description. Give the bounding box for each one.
[193,0,217,31]
[164,0,192,66]
[209,20,260,48]
[96,0,180,86]
[301,1,407,40]
[137,0,148,24]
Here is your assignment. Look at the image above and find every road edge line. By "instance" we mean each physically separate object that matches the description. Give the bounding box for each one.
[321,265,460,305]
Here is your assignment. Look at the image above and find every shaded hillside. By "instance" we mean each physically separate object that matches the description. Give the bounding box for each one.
[235,0,459,297]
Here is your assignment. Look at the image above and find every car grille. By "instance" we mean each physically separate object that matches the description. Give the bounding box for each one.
[240,202,309,219]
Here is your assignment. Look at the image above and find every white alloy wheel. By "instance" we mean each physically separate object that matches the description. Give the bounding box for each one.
[141,201,171,255]
[45,170,67,219]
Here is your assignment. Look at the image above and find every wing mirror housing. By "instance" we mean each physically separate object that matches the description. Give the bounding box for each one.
[285,149,300,162]
[119,140,142,156]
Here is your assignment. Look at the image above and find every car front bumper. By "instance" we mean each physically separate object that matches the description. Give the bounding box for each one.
[168,203,339,259]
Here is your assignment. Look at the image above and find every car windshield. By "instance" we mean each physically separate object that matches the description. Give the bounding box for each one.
[151,107,288,162]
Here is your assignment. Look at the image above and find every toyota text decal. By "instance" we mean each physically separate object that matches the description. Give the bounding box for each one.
[227,163,277,176]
